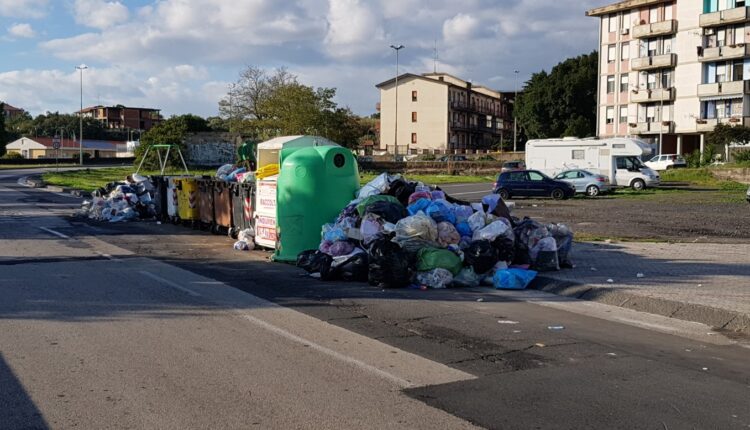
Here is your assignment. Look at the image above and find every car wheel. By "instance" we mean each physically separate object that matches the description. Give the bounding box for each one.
[631,179,645,191]
[666,165,673,170]
[586,185,600,197]
[551,188,565,200]
[498,189,510,200]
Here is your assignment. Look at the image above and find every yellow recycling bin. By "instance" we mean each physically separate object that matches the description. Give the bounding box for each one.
[174,177,200,223]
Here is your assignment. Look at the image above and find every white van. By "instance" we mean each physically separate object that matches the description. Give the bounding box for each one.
[525,137,660,190]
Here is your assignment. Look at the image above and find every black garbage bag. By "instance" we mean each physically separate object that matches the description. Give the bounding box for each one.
[464,240,499,274]
[337,252,369,282]
[387,179,418,206]
[491,235,515,263]
[297,250,332,274]
[436,186,471,206]
[364,200,408,224]
[367,235,411,288]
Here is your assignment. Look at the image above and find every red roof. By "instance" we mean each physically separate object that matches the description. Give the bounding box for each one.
[32,137,123,150]
[2,102,23,112]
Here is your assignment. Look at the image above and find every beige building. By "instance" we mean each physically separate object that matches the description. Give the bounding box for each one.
[5,137,120,159]
[376,73,514,154]
[587,0,750,155]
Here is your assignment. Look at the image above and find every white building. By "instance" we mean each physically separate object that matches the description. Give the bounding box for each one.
[587,0,750,156]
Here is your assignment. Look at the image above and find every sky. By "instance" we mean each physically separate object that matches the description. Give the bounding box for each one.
[0,0,602,119]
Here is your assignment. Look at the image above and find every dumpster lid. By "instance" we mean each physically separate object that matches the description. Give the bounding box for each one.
[256,135,339,150]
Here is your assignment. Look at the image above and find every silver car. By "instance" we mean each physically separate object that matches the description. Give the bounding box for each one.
[554,169,611,197]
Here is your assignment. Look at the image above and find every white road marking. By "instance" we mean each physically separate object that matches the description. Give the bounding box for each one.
[439,183,494,188]
[139,270,202,297]
[238,313,415,388]
[38,227,71,239]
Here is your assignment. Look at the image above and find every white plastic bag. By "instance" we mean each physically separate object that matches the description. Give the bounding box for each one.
[393,212,438,253]
[358,173,393,199]
[472,220,510,242]
[467,211,486,232]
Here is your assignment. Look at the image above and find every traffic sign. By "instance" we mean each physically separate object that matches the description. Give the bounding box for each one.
[52,136,61,150]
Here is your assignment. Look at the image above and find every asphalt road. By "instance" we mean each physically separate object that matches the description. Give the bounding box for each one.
[1,169,749,429]
[439,182,495,202]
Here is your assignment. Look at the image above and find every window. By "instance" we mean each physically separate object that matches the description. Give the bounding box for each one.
[620,106,629,123]
[620,75,629,92]
[622,11,631,31]
[607,75,615,93]
[608,14,617,33]
[607,45,617,63]
[717,63,727,82]
[606,106,615,124]
[649,6,658,23]
[411,112,417,122]
[528,171,545,181]
[647,39,658,56]
[733,60,744,81]
[621,42,630,60]
[661,70,672,88]
[411,133,417,143]
[664,3,673,20]
[572,150,585,160]
[411,91,417,102]
[647,73,657,89]
[508,172,526,182]
[646,105,657,122]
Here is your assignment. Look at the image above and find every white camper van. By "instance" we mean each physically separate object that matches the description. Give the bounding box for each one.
[525,137,660,190]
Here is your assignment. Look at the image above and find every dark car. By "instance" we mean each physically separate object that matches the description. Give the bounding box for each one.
[438,154,468,162]
[501,160,526,173]
[493,170,576,200]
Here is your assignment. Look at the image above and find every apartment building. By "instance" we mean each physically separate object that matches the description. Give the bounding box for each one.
[2,102,25,119]
[587,0,750,156]
[80,105,163,131]
[376,73,515,154]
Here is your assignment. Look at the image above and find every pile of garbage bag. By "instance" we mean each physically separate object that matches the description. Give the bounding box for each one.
[78,173,156,223]
[298,173,575,290]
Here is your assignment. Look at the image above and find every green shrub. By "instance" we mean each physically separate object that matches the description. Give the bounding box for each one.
[1,152,24,160]
[733,149,750,163]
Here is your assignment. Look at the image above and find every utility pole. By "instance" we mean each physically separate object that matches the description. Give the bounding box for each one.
[76,64,88,165]
[513,70,519,153]
[390,44,404,161]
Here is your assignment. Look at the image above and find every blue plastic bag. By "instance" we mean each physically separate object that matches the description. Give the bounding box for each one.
[493,268,537,290]
[452,205,474,223]
[455,221,472,237]
[425,199,456,224]
[407,198,432,216]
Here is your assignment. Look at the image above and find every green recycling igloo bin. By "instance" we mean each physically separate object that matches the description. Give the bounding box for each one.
[274,145,359,262]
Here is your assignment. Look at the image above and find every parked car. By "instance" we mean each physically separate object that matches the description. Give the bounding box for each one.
[438,154,468,162]
[501,160,526,173]
[553,169,611,197]
[493,170,576,200]
[644,154,687,171]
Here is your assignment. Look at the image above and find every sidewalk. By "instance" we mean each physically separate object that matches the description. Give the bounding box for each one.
[535,241,750,333]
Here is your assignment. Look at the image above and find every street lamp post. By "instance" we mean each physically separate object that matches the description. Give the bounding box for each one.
[76,64,88,165]
[390,44,404,161]
[513,70,519,153]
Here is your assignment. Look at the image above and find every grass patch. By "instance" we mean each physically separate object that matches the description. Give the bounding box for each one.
[0,164,78,170]
[661,168,746,190]
[574,232,672,243]
[43,167,215,192]
[360,171,493,186]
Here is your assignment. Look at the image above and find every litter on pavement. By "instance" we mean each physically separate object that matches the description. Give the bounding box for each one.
[297,172,576,290]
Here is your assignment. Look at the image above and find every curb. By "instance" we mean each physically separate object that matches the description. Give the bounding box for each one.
[20,175,88,198]
[531,276,750,334]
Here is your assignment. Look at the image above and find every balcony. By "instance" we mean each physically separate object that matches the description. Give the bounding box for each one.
[696,116,750,132]
[631,53,677,71]
[632,20,678,38]
[629,120,675,135]
[630,87,675,103]
[697,80,750,97]
[700,6,750,27]
[699,43,750,62]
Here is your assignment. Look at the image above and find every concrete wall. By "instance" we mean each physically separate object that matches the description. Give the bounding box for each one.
[360,153,524,176]
[711,167,750,183]
[184,132,242,166]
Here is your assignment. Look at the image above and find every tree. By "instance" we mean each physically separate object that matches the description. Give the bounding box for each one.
[515,51,598,140]
[134,114,211,169]
[218,66,371,148]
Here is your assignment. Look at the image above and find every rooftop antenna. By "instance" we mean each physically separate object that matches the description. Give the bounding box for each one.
[433,39,438,73]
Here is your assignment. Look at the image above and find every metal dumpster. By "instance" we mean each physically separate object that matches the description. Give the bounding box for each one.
[174,177,200,225]
[196,177,214,230]
[212,180,232,235]
[149,175,168,222]
[230,182,255,238]
[166,177,182,223]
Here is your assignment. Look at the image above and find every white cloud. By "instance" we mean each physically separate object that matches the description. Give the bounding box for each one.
[0,0,48,18]
[73,0,129,30]
[7,23,35,38]
[442,13,481,41]
[324,0,385,59]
